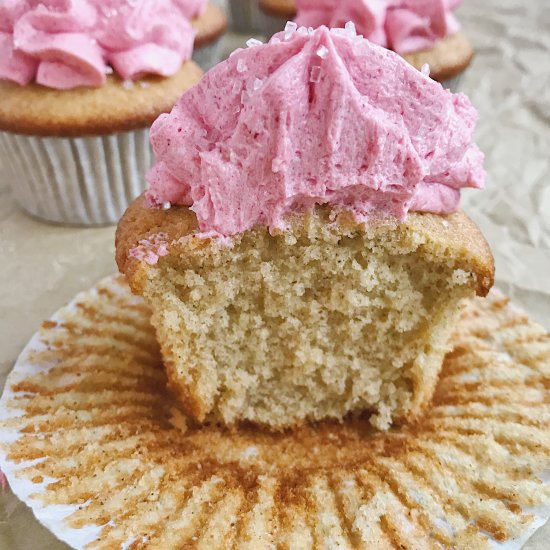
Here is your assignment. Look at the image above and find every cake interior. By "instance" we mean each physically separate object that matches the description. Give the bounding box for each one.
[139,209,478,430]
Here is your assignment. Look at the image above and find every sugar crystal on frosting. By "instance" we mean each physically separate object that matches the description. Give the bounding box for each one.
[316,46,329,59]
[246,38,263,48]
[345,21,357,38]
[253,78,264,91]
[284,21,298,40]
[285,21,298,32]
[309,66,322,83]
[236,59,247,73]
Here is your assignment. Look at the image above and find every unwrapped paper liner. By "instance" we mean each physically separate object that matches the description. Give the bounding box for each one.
[0,275,548,549]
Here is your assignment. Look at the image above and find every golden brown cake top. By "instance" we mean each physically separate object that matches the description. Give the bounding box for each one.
[0,62,203,137]
[116,195,494,298]
[259,0,297,17]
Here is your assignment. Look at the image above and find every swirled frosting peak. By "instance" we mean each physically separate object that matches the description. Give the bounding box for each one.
[295,0,462,54]
[0,0,205,89]
[146,24,484,236]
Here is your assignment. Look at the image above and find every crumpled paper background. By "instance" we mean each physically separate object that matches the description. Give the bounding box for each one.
[458,0,550,332]
[0,0,548,547]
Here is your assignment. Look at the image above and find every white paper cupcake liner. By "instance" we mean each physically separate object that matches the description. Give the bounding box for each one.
[0,129,151,226]
[0,276,549,549]
[192,38,225,72]
[228,0,262,33]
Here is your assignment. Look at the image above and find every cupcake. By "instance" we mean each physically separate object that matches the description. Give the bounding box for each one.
[0,1,207,226]
[116,25,494,431]
[258,0,473,90]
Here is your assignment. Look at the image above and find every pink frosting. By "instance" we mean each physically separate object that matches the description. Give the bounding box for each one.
[129,233,170,265]
[295,0,462,54]
[146,25,484,237]
[0,0,207,90]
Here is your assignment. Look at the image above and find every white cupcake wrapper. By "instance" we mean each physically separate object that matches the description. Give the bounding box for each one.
[193,38,225,71]
[0,129,151,226]
[228,0,262,33]
[0,277,548,550]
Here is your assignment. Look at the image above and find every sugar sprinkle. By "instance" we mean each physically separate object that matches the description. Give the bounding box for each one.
[310,66,322,83]
[316,46,329,59]
[246,38,263,48]
[253,78,264,91]
[345,21,357,37]
[236,59,247,73]
[284,21,298,39]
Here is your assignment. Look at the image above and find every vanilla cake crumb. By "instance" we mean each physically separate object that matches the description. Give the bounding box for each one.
[117,204,494,431]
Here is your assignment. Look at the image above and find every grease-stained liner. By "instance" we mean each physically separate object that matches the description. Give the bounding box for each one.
[0,275,549,549]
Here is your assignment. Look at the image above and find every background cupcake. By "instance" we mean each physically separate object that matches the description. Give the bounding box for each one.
[258,0,473,90]
[0,0,208,226]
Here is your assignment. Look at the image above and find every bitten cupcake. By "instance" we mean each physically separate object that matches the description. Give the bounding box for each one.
[116,24,493,431]
[0,0,210,225]
[258,0,473,90]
